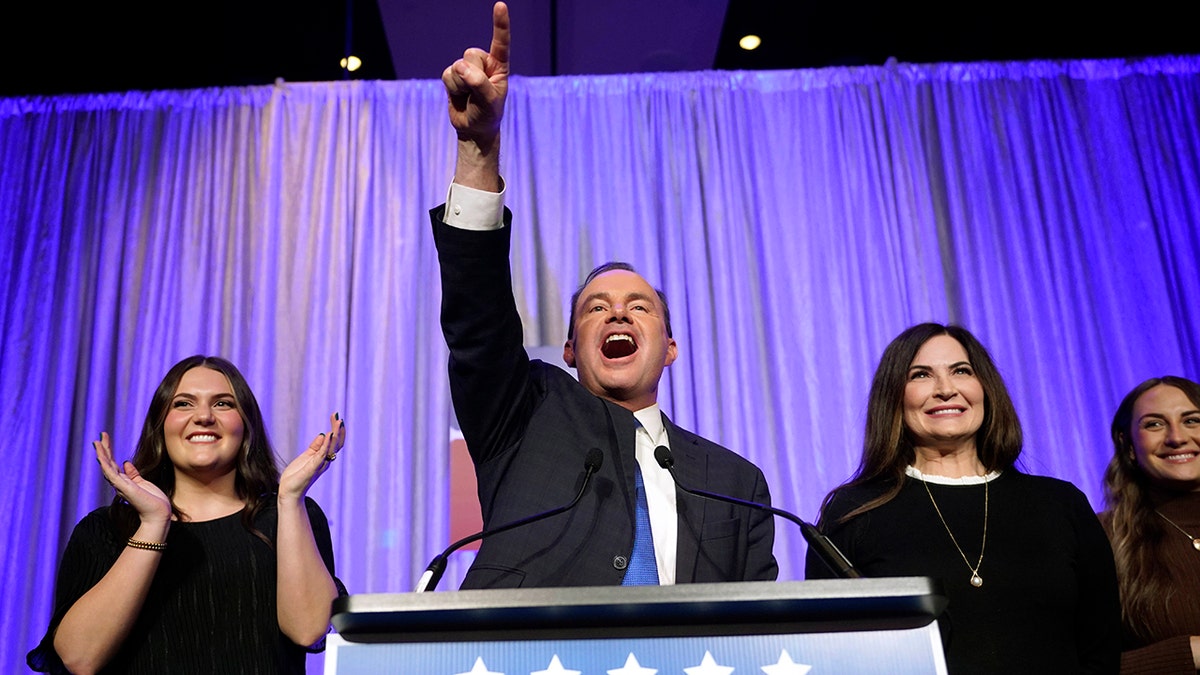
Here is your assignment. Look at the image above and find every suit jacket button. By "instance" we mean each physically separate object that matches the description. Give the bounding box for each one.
[613,555,628,570]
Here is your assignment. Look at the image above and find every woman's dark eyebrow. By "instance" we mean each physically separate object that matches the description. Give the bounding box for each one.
[907,361,971,373]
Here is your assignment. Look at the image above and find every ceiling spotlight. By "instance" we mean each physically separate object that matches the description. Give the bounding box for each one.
[340,55,363,72]
[738,35,762,51]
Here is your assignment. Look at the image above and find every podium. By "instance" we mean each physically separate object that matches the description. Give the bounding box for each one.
[327,577,948,674]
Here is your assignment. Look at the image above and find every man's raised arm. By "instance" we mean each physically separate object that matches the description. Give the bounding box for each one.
[441,1,509,193]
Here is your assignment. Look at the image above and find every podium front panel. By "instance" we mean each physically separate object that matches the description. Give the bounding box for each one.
[326,624,947,674]
[327,578,948,674]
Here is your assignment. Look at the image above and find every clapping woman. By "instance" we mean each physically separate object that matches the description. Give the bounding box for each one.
[28,355,346,674]
[806,323,1120,674]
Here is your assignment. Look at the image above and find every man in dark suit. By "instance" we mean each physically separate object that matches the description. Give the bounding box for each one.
[430,1,777,588]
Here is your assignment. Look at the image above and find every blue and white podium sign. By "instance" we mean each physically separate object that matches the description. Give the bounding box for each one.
[327,578,948,674]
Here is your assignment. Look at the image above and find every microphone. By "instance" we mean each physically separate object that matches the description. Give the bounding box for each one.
[653,445,861,579]
[414,448,605,592]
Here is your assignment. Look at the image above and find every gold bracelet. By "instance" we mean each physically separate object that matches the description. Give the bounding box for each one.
[127,538,167,551]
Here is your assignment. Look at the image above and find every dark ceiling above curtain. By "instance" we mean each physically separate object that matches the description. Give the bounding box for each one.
[1,0,1196,97]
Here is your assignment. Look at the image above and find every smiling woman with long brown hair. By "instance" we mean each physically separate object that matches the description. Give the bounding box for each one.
[806,323,1121,674]
[28,355,347,674]
[1101,375,1200,674]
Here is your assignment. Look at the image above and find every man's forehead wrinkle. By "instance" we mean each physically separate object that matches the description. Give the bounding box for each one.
[581,288,654,305]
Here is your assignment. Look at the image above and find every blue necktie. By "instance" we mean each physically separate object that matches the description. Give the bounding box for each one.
[622,462,659,585]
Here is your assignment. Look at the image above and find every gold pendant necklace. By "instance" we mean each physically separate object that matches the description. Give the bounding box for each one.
[922,475,988,588]
[1155,510,1200,552]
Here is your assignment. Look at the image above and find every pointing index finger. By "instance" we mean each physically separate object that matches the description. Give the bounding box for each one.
[489,2,510,68]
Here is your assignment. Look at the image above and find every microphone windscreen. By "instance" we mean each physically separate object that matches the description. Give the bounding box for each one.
[584,447,604,472]
[654,445,673,469]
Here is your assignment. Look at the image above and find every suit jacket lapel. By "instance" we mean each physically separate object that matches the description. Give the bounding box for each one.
[663,415,706,582]
[604,401,641,519]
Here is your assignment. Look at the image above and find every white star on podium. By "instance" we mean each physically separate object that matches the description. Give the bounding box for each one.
[761,649,813,675]
[455,656,504,675]
[608,653,657,674]
[684,650,734,675]
[532,655,581,675]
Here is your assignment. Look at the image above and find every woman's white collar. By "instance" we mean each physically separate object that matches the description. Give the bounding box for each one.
[906,465,1001,485]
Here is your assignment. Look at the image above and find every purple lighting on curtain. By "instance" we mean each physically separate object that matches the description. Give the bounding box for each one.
[2,57,1198,671]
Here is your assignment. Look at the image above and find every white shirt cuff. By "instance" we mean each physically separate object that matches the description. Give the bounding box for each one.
[443,180,506,231]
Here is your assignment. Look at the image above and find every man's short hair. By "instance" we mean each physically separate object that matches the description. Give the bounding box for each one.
[566,261,673,340]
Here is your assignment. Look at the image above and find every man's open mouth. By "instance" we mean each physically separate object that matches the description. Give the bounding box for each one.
[602,334,637,358]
